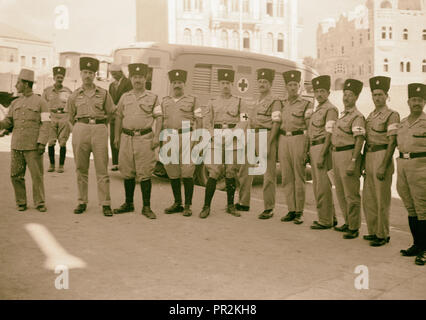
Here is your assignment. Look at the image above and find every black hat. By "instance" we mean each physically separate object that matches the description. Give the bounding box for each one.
[344,79,363,96]
[80,57,99,72]
[53,66,66,77]
[218,69,235,82]
[283,70,301,84]
[168,69,187,83]
[408,83,426,100]
[128,63,148,77]
[369,76,391,94]
[257,68,275,83]
[312,75,331,91]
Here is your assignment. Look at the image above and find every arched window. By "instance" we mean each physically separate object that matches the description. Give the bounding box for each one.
[195,29,203,46]
[403,28,408,40]
[184,0,191,11]
[266,0,273,16]
[277,33,284,53]
[266,33,274,52]
[406,61,411,72]
[368,60,372,74]
[422,59,426,72]
[389,27,392,39]
[277,0,284,17]
[194,0,203,12]
[380,1,392,8]
[231,0,239,12]
[383,58,389,72]
[221,29,229,48]
[381,27,386,39]
[423,30,426,40]
[243,31,250,49]
[232,31,239,49]
[400,61,404,72]
[184,28,192,45]
[359,32,363,45]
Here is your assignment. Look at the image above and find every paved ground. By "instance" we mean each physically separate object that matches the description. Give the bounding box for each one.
[0,134,424,300]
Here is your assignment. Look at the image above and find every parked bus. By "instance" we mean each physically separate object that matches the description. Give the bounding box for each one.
[112,42,319,185]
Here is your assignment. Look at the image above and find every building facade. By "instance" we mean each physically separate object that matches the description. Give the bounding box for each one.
[316,0,426,89]
[136,0,301,61]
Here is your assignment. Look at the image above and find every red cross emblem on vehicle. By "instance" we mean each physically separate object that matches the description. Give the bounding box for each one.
[238,78,249,93]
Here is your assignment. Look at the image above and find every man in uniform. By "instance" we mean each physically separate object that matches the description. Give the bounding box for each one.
[277,70,313,225]
[237,68,281,219]
[199,69,249,218]
[66,57,115,216]
[0,68,50,212]
[112,63,161,219]
[108,63,132,171]
[362,76,400,246]
[331,79,365,239]
[308,75,339,230]
[396,83,426,266]
[162,69,202,217]
[43,66,72,173]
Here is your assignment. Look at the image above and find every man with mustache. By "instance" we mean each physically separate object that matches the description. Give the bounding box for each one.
[42,66,72,173]
[113,63,161,219]
[162,69,202,217]
[308,75,339,230]
[277,70,313,225]
[237,68,281,219]
[362,76,400,247]
[199,69,249,218]
[0,68,51,212]
[396,83,426,266]
[66,57,115,216]
[331,79,365,239]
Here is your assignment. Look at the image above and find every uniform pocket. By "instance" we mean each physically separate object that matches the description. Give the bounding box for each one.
[371,122,387,133]
[139,103,153,114]
[94,94,104,111]
[179,103,193,113]
[25,106,40,121]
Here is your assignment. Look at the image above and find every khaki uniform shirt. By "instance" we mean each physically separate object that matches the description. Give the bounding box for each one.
[42,85,72,120]
[116,90,161,130]
[331,106,366,147]
[66,85,115,124]
[0,93,50,150]
[365,107,400,145]
[280,96,313,132]
[397,112,426,153]
[161,95,201,130]
[308,99,339,141]
[249,92,282,130]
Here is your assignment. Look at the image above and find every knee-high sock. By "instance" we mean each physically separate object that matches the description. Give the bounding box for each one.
[124,178,136,204]
[408,216,419,247]
[140,179,152,207]
[204,178,217,207]
[59,146,66,166]
[183,177,194,205]
[225,178,236,205]
[48,145,55,165]
[170,178,182,204]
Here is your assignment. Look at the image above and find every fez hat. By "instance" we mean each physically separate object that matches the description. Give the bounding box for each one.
[128,63,148,77]
[217,69,235,82]
[18,68,35,82]
[408,83,426,100]
[312,75,331,91]
[168,69,187,83]
[344,79,363,96]
[80,57,99,72]
[53,66,66,77]
[257,68,275,83]
[369,76,391,94]
[283,70,301,84]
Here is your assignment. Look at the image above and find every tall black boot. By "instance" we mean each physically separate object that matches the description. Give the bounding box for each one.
[199,178,216,219]
[164,179,184,214]
[415,220,426,265]
[48,145,55,172]
[140,179,152,207]
[401,216,421,256]
[225,178,236,205]
[183,177,194,206]
[113,179,135,214]
[57,146,66,172]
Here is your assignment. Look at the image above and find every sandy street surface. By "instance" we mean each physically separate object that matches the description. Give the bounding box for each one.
[0,134,424,300]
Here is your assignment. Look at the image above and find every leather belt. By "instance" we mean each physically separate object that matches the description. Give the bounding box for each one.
[77,117,107,124]
[51,109,66,114]
[253,128,271,133]
[280,129,305,137]
[122,127,152,136]
[332,144,355,152]
[366,144,388,152]
[214,123,237,129]
[311,137,326,146]
[177,127,193,134]
[399,152,426,159]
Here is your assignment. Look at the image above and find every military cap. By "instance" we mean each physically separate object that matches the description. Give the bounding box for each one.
[18,68,35,82]
[80,57,99,72]
[312,75,331,91]
[53,66,66,77]
[408,83,426,100]
[218,69,235,82]
[369,76,390,94]
[168,69,187,83]
[344,79,363,96]
[283,70,301,84]
[257,68,275,83]
[128,63,148,77]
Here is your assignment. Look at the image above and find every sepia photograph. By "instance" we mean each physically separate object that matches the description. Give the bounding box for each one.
[0,0,425,305]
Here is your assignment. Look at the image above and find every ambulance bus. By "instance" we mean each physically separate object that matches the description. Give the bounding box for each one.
[112,42,319,185]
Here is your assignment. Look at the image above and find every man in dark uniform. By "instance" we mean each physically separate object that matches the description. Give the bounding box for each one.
[66,57,115,217]
[161,69,202,217]
[42,66,72,173]
[113,63,161,219]
[0,69,51,212]
[199,69,249,218]
[396,83,426,266]
[108,63,132,171]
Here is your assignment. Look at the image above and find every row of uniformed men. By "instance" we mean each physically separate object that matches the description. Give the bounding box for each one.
[0,57,425,266]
